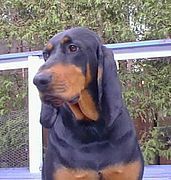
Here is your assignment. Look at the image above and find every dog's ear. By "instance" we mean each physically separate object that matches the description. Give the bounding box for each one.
[97,46,123,129]
[40,103,58,128]
[97,45,104,107]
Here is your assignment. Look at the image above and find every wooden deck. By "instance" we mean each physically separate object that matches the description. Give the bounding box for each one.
[0,165,171,180]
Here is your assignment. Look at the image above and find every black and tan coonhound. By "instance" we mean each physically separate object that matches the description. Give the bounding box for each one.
[33,27,144,180]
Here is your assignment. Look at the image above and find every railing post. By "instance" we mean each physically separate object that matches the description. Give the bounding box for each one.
[28,56,43,173]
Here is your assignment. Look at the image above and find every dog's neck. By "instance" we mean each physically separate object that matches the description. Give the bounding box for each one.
[64,84,107,143]
[61,104,108,144]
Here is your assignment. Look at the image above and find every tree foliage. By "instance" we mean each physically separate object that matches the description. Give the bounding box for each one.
[119,59,171,164]
[0,70,27,115]
[0,0,171,49]
[120,60,171,121]
[0,0,171,165]
[0,70,28,168]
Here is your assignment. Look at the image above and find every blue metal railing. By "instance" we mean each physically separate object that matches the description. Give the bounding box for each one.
[0,39,171,61]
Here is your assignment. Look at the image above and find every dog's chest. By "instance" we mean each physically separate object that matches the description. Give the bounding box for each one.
[46,109,141,180]
[49,119,134,171]
[52,161,141,180]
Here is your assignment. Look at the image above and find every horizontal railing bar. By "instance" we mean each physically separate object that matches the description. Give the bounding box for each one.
[0,39,171,61]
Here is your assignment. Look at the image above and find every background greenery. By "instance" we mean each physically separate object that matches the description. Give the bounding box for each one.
[0,0,171,166]
[0,70,28,167]
[0,0,171,48]
[119,60,171,164]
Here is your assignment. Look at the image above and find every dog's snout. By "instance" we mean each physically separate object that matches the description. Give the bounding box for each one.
[33,73,52,91]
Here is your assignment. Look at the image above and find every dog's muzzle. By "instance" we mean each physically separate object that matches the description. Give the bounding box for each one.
[33,72,80,106]
[33,72,52,92]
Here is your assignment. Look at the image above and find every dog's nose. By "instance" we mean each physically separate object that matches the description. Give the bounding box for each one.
[33,73,52,91]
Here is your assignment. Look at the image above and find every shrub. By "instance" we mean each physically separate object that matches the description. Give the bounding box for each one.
[119,59,171,164]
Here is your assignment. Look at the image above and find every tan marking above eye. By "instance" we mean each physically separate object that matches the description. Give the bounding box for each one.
[60,36,71,44]
[46,43,53,51]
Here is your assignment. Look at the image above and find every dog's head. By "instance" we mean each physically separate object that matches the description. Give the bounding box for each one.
[34,27,100,105]
[34,27,123,128]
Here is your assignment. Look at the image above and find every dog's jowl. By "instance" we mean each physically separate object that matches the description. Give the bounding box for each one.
[33,27,144,180]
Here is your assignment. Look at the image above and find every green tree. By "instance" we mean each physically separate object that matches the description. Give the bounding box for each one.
[0,0,170,50]
[0,70,28,167]
[0,0,171,165]
[119,60,171,164]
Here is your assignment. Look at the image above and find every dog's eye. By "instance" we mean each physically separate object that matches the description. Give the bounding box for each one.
[43,51,49,61]
[68,44,79,52]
